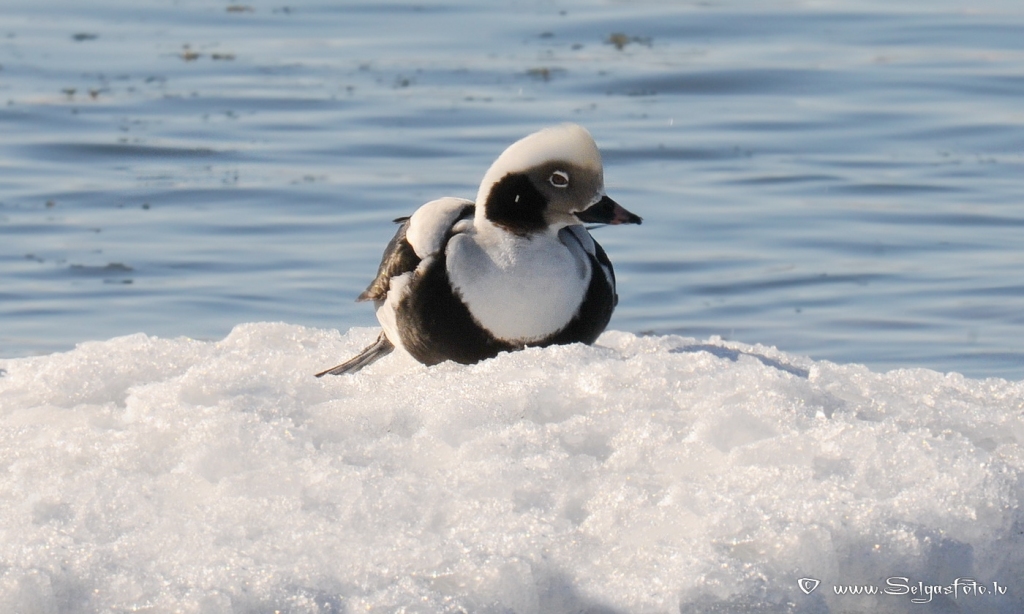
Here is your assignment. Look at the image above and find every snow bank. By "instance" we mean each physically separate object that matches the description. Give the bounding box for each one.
[1,323,1022,613]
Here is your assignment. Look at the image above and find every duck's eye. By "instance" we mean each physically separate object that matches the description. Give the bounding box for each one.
[549,170,570,188]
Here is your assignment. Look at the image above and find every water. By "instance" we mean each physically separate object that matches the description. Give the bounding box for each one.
[1,0,1023,378]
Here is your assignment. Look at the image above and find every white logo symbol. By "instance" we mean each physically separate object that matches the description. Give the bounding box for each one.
[798,578,821,595]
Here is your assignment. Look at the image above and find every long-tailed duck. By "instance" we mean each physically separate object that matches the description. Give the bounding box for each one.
[317,123,641,376]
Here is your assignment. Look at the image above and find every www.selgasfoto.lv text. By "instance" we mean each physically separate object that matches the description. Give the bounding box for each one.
[829,577,1008,603]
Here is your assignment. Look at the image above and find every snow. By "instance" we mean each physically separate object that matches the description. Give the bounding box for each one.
[1,323,1022,613]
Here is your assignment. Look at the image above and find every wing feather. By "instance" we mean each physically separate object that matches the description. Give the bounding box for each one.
[357,217,420,305]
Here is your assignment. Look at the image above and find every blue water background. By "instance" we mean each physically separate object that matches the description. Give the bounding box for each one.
[1,0,1022,378]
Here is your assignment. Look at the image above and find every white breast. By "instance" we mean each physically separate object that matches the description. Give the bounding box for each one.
[446,226,592,342]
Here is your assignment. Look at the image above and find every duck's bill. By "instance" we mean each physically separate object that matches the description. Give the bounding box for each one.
[575,195,642,225]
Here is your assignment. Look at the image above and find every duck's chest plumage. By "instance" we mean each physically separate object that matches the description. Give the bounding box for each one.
[393,221,616,366]
[445,228,591,342]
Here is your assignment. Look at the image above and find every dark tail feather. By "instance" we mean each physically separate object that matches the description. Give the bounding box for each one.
[315,332,395,377]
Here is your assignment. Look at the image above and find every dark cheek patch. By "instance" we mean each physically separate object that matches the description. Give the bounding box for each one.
[484,173,548,234]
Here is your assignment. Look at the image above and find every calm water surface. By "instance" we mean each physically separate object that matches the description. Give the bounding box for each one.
[1,0,1022,378]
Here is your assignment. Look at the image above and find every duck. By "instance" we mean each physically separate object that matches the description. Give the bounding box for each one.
[316,123,641,376]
